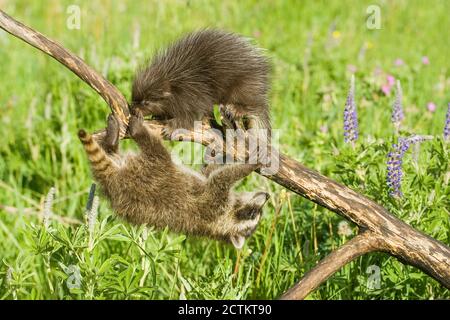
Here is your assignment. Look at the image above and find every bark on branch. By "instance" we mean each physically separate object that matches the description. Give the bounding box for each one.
[280,230,381,300]
[1,10,449,299]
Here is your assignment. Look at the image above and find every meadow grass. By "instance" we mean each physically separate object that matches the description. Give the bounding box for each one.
[0,0,449,299]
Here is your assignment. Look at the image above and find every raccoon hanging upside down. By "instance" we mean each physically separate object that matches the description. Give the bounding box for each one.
[78,111,269,248]
[131,29,271,133]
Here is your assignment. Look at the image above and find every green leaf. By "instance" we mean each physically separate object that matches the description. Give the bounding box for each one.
[213,104,222,126]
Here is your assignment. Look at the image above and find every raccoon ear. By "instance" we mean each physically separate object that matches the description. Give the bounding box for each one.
[251,192,270,208]
[230,235,245,249]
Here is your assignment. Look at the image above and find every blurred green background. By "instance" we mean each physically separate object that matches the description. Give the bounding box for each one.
[0,0,448,299]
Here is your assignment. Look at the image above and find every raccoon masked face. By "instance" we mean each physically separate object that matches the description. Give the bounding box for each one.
[228,191,270,249]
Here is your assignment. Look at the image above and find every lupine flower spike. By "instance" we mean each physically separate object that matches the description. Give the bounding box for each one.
[444,102,450,141]
[85,183,98,251]
[407,134,433,166]
[387,135,433,197]
[391,80,404,134]
[43,187,55,229]
[387,138,410,197]
[85,183,96,213]
[88,196,99,251]
[343,74,359,146]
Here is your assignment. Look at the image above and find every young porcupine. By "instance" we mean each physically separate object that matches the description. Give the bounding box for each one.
[131,29,271,133]
[78,111,270,248]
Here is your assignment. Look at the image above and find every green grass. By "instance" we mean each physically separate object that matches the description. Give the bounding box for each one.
[0,0,449,299]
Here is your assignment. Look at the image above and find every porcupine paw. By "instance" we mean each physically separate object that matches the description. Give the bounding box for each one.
[218,104,235,130]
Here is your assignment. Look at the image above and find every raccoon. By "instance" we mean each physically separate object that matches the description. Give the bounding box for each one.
[131,29,271,134]
[78,111,269,248]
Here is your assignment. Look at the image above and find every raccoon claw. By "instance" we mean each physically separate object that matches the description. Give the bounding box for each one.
[128,110,145,137]
[107,113,119,126]
[160,119,182,140]
[131,107,144,119]
[161,126,175,140]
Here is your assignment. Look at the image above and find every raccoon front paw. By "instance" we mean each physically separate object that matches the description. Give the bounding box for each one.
[161,119,187,141]
[160,127,169,139]
[107,113,120,128]
[128,109,145,137]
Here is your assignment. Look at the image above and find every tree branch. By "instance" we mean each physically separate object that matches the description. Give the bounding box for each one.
[280,230,380,300]
[1,10,449,298]
[272,155,450,290]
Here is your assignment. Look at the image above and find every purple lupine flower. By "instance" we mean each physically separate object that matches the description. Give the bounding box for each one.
[387,134,433,197]
[343,75,358,144]
[391,80,404,128]
[444,103,450,140]
[387,137,410,197]
[408,134,434,165]
[406,134,434,165]
[406,134,433,145]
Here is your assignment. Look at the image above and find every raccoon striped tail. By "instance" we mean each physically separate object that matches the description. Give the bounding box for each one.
[78,129,116,180]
